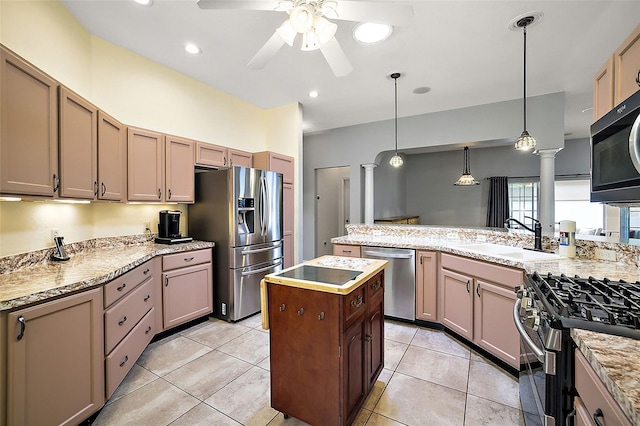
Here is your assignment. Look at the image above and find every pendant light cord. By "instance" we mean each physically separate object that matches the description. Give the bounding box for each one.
[394,75,398,153]
[523,23,527,132]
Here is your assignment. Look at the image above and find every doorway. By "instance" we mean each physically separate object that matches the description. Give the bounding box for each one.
[315,166,350,257]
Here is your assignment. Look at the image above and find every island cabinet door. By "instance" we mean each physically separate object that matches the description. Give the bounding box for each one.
[342,315,366,426]
[268,284,341,425]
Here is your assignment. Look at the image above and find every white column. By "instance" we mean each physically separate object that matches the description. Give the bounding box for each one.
[362,163,377,224]
[537,149,559,236]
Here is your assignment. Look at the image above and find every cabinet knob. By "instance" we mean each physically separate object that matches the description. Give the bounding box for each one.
[364,334,372,342]
[143,268,150,275]
[476,282,481,297]
[371,280,381,291]
[93,181,98,197]
[145,326,152,334]
[144,295,151,302]
[53,174,60,193]
[279,304,286,312]
[118,316,127,326]
[318,312,325,320]
[466,280,471,293]
[593,408,604,426]
[158,188,162,199]
[298,308,304,316]
[168,189,172,200]
[101,182,107,197]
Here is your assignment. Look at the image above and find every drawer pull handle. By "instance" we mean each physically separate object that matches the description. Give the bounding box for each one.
[17,315,25,341]
[279,304,286,312]
[145,326,152,334]
[318,312,325,320]
[593,409,604,426]
[342,250,352,253]
[298,308,304,316]
[372,280,381,291]
[184,257,195,262]
[144,295,151,302]
[117,283,126,292]
[350,295,363,308]
[143,268,150,275]
[118,316,127,326]
[119,355,129,367]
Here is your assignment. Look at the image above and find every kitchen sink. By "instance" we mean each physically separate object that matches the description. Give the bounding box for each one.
[452,243,561,261]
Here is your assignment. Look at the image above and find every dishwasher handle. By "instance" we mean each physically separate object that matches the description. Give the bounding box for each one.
[362,250,414,259]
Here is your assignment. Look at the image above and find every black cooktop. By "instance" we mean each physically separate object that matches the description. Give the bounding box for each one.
[526,272,640,339]
[275,265,362,286]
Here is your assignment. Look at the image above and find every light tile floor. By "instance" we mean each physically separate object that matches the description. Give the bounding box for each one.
[93,315,523,426]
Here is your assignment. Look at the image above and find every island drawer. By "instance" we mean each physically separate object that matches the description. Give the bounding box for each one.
[163,248,212,271]
[574,348,631,426]
[104,277,154,354]
[104,260,153,308]
[343,285,366,329]
[105,307,156,398]
[366,271,384,302]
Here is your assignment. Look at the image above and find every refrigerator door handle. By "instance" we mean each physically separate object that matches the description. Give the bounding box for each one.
[242,242,283,254]
[259,175,268,236]
[241,259,283,276]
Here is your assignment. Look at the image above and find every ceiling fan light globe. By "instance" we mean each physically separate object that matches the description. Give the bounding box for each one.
[276,19,297,46]
[314,16,337,44]
[290,4,315,33]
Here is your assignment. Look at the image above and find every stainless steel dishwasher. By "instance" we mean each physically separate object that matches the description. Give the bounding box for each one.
[362,246,415,321]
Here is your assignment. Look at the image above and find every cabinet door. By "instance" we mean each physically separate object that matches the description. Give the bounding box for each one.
[269,284,340,425]
[614,23,640,105]
[6,289,104,426]
[416,251,437,321]
[97,111,126,201]
[593,56,615,121]
[59,87,98,199]
[0,47,58,197]
[194,141,227,168]
[165,135,194,203]
[283,182,294,267]
[342,316,366,425]
[127,127,164,202]
[254,151,294,184]
[439,269,473,340]
[473,279,519,368]
[365,295,384,390]
[162,262,212,330]
[228,148,253,167]
[333,244,361,258]
[283,233,294,269]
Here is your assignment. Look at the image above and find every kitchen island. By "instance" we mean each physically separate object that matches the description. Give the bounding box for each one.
[261,256,387,426]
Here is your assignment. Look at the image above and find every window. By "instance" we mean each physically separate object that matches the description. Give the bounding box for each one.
[629,207,640,240]
[508,181,538,226]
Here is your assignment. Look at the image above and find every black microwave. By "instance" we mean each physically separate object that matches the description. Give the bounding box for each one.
[590,89,640,203]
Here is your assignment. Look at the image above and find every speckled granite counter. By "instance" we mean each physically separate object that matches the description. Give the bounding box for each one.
[333,224,640,424]
[0,237,214,311]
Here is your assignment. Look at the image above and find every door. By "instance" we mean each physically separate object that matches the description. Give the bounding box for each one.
[416,251,438,321]
[97,111,125,201]
[165,135,194,203]
[439,269,474,339]
[127,127,164,201]
[163,263,213,329]
[315,166,350,257]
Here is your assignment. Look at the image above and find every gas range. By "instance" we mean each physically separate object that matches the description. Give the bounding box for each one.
[524,272,640,340]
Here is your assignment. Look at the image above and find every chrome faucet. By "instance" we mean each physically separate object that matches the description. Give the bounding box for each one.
[504,216,543,252]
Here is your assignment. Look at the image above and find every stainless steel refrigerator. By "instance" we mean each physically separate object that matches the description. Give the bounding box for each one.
[189,166,283,322]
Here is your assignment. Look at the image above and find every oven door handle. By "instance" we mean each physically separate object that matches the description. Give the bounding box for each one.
[513,299,545,363]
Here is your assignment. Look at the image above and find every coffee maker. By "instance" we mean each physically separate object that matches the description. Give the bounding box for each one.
[155,210,192,244]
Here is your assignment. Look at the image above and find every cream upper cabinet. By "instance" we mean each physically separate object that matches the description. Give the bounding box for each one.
[165,135,194,203]
[228,148,253,168]
[0,46,58,197]
[614,23,640,106]
[127,127,164,202]
[194,141,227,168]
[97,111,126,201]
[59,86,98,200]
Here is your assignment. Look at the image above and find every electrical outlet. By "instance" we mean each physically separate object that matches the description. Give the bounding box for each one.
[595,248,617,262]
[143,222,151,232]
[51,228,60,241]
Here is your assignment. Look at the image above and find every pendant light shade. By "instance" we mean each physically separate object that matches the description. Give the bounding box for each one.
[514,16,537,151]
[454,146,480,186]
[389,72,403,167]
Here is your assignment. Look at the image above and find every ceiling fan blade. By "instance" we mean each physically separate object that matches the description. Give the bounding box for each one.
[197,0,281,11]
[333,1,414,26]
[248,31,286,69]
[319,37,353,77]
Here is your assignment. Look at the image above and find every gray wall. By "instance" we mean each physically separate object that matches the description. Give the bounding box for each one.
[303,93,565,260]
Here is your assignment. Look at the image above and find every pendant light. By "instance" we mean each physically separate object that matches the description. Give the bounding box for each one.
[454,146,480,186]
[514,16,536,151]
[389,72,403,167]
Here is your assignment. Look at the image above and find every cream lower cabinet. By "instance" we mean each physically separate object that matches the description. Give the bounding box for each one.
[416,251,437,322]
[439,254,522,368]
[161,249,213,330]
[6,288,104,426]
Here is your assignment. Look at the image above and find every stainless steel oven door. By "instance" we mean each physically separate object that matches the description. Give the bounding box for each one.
[514,299,556,426]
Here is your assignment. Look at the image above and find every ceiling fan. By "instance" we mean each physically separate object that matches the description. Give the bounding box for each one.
[196,0,414,77]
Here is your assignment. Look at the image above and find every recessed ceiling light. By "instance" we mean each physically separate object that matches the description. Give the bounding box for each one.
[353,23,392,44]
[133,0,152,5]
[413,87,431,95]
[185,43,202,55]
[309,90,319,98]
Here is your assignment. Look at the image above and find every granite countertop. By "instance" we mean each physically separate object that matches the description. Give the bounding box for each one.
[333,224,640,424]
[0,239,214,311]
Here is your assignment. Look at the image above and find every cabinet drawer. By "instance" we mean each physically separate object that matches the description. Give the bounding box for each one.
[343,285,366,330]
[105,277,154,354]
[104,260,153,307]
[333,244,361,258]
[366,272,384,303]
[575,349,632,426]
[441,253,523,289]
[105,307,156,398]
[163,249,212,271]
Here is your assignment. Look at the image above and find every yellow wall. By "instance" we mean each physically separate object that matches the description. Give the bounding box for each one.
[0,0,302,257]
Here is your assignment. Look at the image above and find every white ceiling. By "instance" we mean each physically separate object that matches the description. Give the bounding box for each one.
[61,0,640,139]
